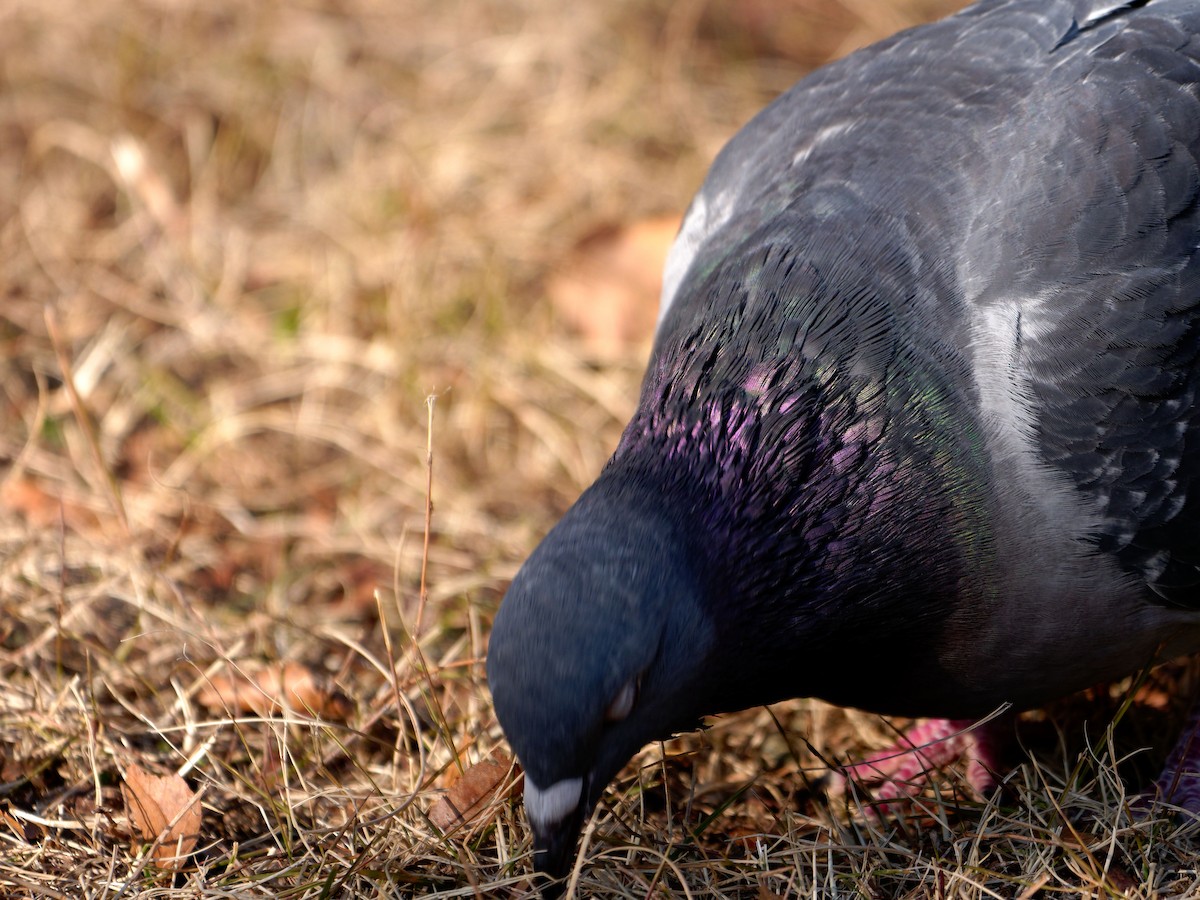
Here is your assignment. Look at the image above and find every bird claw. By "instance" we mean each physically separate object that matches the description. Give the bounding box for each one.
[833,718,1005,817]
[836,704,1200,819]
[1136,698,1200,814]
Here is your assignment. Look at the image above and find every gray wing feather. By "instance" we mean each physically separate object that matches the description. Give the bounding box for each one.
[657,0,1200,602]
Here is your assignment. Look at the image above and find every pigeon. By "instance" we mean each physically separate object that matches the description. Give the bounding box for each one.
[488,0,1200,890]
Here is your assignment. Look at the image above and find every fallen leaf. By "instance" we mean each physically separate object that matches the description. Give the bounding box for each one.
[120,764,202,870]
[1131,682,1173,710]
[0,808,26,840]
[1015,872,1052,900]
[548,214,681,356]
[429,748,518,833]
[1058,829,1102,850]
[258,736,284,791]
[1102,864,1140,893]
[0,478,58,525]
[196,661,353,721]
[0,477,98,533]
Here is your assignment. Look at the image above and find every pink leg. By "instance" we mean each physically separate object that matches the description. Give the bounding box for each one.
[1152,699,1200,811]
[838,718,1006,813]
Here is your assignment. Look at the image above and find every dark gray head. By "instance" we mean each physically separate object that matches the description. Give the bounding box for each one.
[487,475,714,887]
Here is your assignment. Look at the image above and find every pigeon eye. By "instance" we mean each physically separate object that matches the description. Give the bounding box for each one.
[604,679,638,722]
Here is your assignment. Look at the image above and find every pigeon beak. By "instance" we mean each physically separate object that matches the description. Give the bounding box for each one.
[524,775,589,897]
[531,805,587,897]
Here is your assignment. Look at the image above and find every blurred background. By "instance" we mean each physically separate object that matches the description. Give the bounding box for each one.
[0,0,967,632]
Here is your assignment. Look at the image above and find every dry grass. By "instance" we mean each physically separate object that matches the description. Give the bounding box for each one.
[3,0,1200,896]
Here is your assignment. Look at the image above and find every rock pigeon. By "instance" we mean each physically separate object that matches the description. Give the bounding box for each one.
[488,0,1200,890]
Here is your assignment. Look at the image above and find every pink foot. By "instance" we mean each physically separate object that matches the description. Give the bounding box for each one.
[837,718,1006,814]
[1150,699,1200,812]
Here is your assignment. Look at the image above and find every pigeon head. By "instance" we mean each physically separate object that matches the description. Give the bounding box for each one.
[487,476,714,887]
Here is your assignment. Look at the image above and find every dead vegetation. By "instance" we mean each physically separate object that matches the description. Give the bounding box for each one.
[2,0,1200,896]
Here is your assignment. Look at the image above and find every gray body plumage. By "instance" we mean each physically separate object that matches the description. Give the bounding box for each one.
[488,0,1200,885]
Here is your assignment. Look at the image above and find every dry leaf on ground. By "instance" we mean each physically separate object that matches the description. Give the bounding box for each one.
[548,214,681,356]
[120,764,202,870]
[0,808,26,840]
[0,477,98,533]
[429,748,519,833]
[196,661,353,721]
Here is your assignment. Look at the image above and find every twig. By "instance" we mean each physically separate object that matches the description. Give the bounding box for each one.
[43,305,131,540]
[415,394,436,637]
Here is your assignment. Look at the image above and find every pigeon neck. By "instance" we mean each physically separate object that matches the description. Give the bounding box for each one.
[607,234,998,712]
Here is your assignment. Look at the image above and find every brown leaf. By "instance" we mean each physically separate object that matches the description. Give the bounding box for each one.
[196,661,353,721]
[0,478,58,525]
[120,764,202,870]
[258,736,285,791]
[1103,864,1140,893]
[429,748,517,833]
[548,214,681,356]
[0,477,98,533]
[0,808,27,840]
[1059,829,1101,849]
[1131,682,1174,711]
